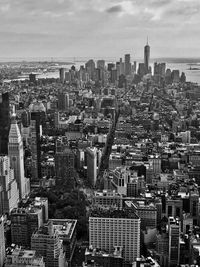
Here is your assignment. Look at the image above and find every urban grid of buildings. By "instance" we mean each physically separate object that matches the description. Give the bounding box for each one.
[0,40,200,267]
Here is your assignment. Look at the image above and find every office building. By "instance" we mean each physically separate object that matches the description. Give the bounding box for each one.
[84,246,123,267]
[86,147,97,186]
[144,39,150,74]
[0,92,10,155]
[166,198,183,220]
[31,222,65,267]
[11,206,44,247]
[93,190,123,209]
[85,59,95,80]
[34,197,49,222]
[89,209,140,263]
[0,217,5,267]
[5,247,45,267]
[156,233,169,267]
[48,219,77,264]
[124,54,131,76]
[138,63,146,77]
[168,217,180,267]
[59,68,66,83]
[126,201,157,230]
[0,156,19,214]
[29,73,37,83]
[58,91,69,111]
[154,62,166,77]
[55,147,75,182]
[111,68,118,84]
[8,113,29,199]
[171,70,180,83]
[29,102,46,180]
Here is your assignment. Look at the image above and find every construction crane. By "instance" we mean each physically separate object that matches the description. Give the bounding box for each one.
[96,87,134,190]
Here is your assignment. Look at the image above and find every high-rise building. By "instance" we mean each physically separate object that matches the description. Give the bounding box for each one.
[97,60,105,70]
[89,209,140,263]
[168,217,180,267]
[0,156,19,214]
[55,147,75,183]
[8,114,29,199]
[124,54,131,76]
[5,247,45,267]
[31,222,66,267]
[126,201,157,230]
[59,68,66,83]
[48,219,77,264]
[0,217,5,267]
[0,92,10,155]
[58,91,69,111]
[29,102,46,180]
[85,59,95,80]
[86,147,97,186]
[11,206,44,247]
[144,39,150,74]
[171,70,180,83]
[138,63,146,77]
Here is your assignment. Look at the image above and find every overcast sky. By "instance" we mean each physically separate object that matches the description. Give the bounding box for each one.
[0,0,200,59]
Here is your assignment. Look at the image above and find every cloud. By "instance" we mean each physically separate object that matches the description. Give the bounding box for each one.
[0,0,199,58]
[106,5,123,13]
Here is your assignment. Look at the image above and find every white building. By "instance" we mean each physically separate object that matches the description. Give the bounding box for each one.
[89,210,140,263]
[8,114,30,199]
[0,156,19,214]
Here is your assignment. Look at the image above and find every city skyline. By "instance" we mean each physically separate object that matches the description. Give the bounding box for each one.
[0,0,200,58]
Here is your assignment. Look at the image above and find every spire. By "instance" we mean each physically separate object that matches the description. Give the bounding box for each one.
[11,105,17,124]
[9,106,22,144]
[147,36,149,45]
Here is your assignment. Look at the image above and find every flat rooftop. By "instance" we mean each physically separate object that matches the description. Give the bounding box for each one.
[49,219,77,240]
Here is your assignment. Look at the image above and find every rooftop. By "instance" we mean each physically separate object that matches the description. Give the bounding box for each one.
[90,208,139,220]
[49,219,77,240]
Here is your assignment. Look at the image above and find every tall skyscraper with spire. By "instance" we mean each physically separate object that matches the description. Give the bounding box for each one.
[144,37,150,74]
[8,112,29,199]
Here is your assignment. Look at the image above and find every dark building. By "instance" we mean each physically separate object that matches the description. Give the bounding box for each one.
[84,247,123,267]
[29,102,46,179]
[144,39,150,74]
[29,73,36,83]
[0,92,10,155]
[55,146,75,187]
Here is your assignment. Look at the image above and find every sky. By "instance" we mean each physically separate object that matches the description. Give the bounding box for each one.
[0,0,200,59]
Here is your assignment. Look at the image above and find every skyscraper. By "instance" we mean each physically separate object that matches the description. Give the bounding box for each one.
[168,218,180,267]
[59,68,66,83]
[0,156,19,214]
[86,147,97,186]
[144,38,150,74]
[29,102,46,180]
[0,92,10,155]
[0,217,5,267]
[124,54,131,76]
[8,113,29,199]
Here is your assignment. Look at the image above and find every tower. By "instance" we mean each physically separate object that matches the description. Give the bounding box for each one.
[124,54,131,76]
[8,113,29,199]
[144,37,150,74]
[0,92,10,155]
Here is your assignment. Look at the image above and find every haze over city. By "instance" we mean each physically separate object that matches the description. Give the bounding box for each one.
[0,0,200,58]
